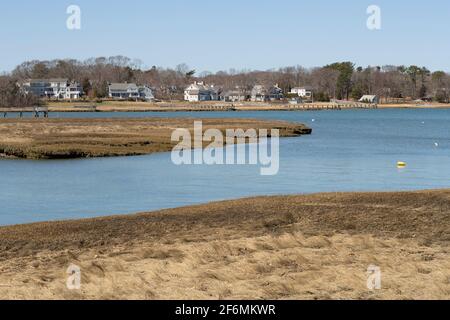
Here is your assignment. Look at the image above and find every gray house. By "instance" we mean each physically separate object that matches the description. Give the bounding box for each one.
[267,85,284,101]
[138,86,155,101]
[251,84,284,102]
[250,85,268,102]
[109,83,155,101]
[220,89,249,102]
[108,83,140,99]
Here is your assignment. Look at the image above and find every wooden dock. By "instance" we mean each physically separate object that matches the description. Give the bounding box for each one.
[187,105,236,111]
[285,102,377,111]
[71,105,97,112]
[1,106,49,118]
[0,102,377,116]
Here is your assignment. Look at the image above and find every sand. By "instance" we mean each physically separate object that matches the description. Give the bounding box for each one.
[0,190,448,300]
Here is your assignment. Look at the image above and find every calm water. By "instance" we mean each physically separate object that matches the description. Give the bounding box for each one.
[1,109,449,226]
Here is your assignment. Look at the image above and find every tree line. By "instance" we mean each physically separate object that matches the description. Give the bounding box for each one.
[1,56,449,107]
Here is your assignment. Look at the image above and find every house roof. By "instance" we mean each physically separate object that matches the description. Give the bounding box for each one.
[251,85,267,95]
[268,86,283,94]
[360,95,377,99]
[359,95,378,102]
[185,82,219,95]
[292,86,313,91]
[138,86,153,91]
[109,83,138,91]
[49,78,69,83]
[186,82,215,91]
[25,78,68,84]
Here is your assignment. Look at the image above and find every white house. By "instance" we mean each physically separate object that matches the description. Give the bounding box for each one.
[47,78,68,98]
[66,82,83,99]
[22,79,83,99]
[184,82,219,102]
[290,86,313,98]
[359,95,379,104]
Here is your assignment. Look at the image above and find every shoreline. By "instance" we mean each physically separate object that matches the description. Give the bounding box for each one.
[3,102,450,114]
[0,189,448,300]
[378,104,450,109]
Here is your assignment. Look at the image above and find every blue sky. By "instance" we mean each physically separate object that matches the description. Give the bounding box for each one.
[1,0,449,73]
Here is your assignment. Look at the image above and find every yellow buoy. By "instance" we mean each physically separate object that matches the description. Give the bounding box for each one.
[397,161,406,168]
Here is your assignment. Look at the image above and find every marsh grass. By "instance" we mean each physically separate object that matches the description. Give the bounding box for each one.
[0,190,448,299]
[0,118,310,159]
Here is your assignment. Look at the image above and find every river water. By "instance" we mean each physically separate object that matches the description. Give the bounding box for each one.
[1,108,449,225]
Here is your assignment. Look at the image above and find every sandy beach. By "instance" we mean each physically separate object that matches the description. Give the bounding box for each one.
[0,190,448,300]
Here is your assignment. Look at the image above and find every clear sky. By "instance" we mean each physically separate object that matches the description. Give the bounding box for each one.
[1,0,449,73]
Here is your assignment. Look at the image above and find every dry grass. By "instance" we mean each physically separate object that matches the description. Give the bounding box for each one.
[0,118,310,159]
[0,190,448,300]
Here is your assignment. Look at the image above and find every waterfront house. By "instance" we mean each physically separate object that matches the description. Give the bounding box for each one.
[66,82,83,100]
[220,88,249,102]
[108,83,140,100]
[22,79,83,99]
[251,84,284,102]
[250,85,268,102]
[47,78,69,99]
[184,82,219,102]
[21,79,50,97]
[109,83,139,99]
[267,84,284,101]
[359,95,379,104]
[288,96,304,105]
[108,83,155,101]
[290,86,313,99]
[138,85,155,101]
